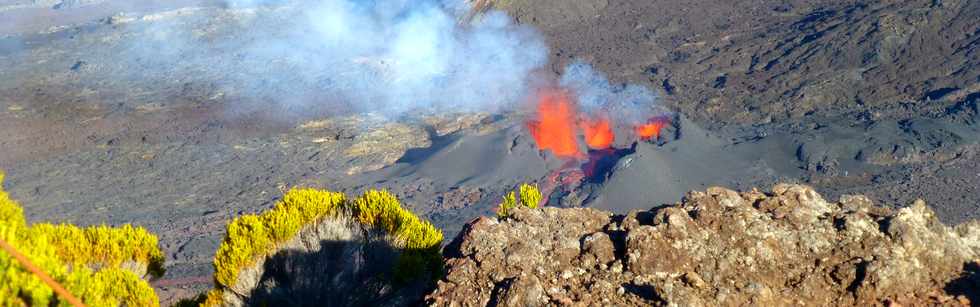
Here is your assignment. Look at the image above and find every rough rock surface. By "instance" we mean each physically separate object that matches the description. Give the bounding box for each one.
[496,0,980,127]
[428,184,980,306]
[3,1,980,304]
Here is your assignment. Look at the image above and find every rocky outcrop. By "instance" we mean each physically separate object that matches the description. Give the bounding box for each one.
[428,184,980,306]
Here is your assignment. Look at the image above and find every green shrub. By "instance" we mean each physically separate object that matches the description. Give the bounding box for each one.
[0,171,162,307]
[497,183,542,218]
[351,190,443,283]
[200,289,224,307]
[351,190,443,250]
[519,183,542,209]
[1,170,448,306]
[208,188,443,305]
[68,267,159,307]
[0,172,25,228]
[30,223,165,277]
[212,188,346,289]
[496,191,518,219]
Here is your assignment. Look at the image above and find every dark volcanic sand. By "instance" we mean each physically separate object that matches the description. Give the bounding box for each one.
[1,0,979,304]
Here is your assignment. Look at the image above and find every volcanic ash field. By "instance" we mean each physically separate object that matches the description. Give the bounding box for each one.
[1,0,979,303]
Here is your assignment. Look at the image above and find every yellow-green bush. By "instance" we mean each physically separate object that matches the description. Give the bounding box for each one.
[67,267,158,307]
[0,171,163,307]
[350,190,443,283]
[0,172,25,228]
[519,183,542,209]
[351,190,443,250]
[210,188,442,298]
[212,188,346,289]
[1,171,447,306]
[31,223,165,277]
[497,183,542,218]
[201,289,224,307]
[497,191,518,219]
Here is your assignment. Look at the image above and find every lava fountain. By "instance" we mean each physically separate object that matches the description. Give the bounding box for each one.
[635,116,671,140]
[526,88,670,160]
[525,86,672,207]
[526,89,583,159]
[580,115,614,150]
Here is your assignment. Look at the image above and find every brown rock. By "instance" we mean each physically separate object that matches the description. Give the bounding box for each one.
[579,232,615,267]
[428,184,980,306]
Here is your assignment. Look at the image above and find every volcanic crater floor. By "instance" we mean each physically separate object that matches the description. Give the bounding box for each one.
[1,0,979,304]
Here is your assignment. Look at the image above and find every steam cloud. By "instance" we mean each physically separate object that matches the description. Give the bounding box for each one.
[559,60,664,126]
[5,0,663,122]
[115,0,548,117]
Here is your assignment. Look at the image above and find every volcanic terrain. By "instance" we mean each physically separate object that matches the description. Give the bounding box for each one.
[1,0,978,304]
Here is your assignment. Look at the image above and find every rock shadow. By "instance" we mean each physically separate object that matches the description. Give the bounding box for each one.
[245,238,425,307]
[945,261,980,304]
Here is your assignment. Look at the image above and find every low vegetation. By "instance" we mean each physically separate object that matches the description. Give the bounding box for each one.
[352,190,444,282]
[204,188,443,306]
[497,183,542,218]
[2,167,445,306]
[0,171,164,306]
[211,188,347,290]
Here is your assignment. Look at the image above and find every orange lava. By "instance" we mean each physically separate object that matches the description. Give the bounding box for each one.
[580,116,614,149]
[635,116,670,140]
[527,89,582,158]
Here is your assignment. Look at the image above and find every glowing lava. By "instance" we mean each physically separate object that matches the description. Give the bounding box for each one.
[635,116,671,140]
[527,88,670,160]
[580,116,614,149]
[526,89,582,158]
[526,87,673,206]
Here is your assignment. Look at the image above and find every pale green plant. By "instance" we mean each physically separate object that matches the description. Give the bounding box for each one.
[497,183,542,218]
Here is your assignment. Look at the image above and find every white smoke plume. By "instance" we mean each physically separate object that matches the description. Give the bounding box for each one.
[3,0,665,124]
[559,60,665,126]
[112,0,549,117]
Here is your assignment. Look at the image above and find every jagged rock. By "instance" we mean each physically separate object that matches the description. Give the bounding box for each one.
[429,184,980,306]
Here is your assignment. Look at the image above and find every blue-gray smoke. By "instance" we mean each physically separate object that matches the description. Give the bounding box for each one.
[3,0,664,123]
[559,60,664,125]
[116,0,549,117]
